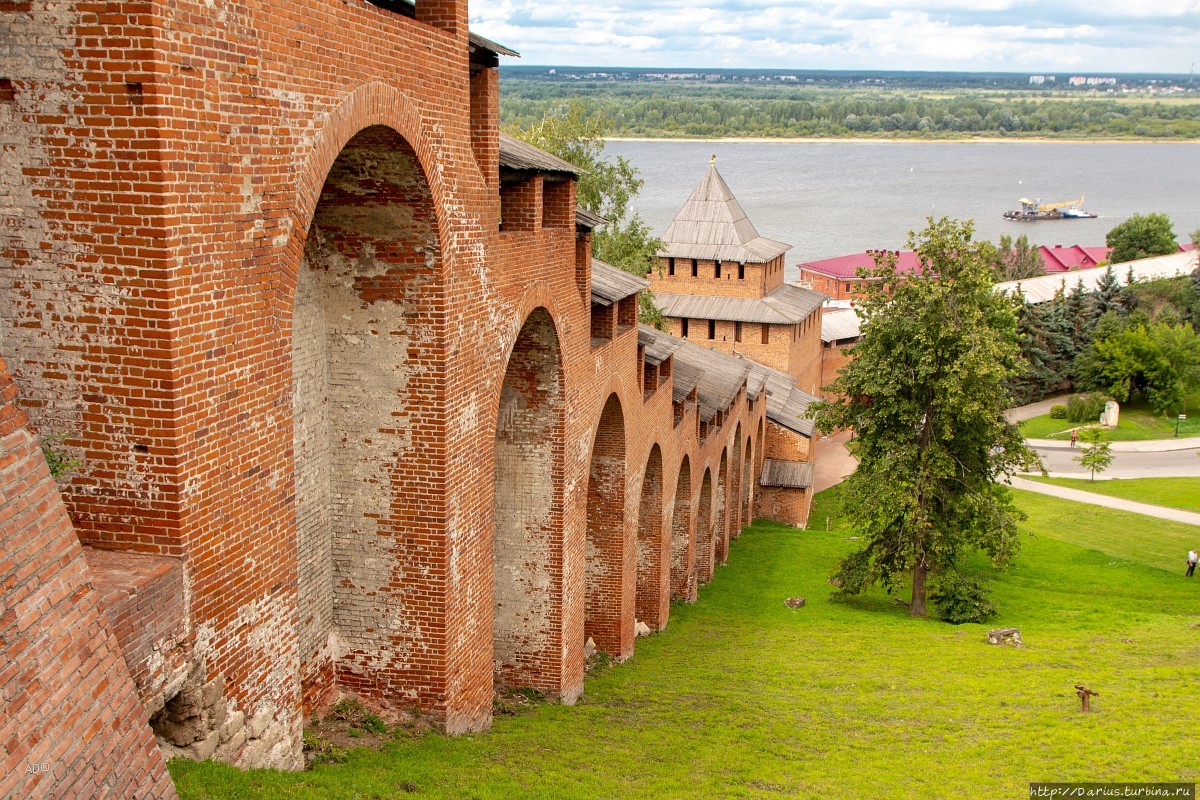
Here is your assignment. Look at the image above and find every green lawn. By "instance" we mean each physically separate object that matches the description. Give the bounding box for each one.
[172,488,1200,799]
[1025,476,1200,515]
[1019,392,1200,441]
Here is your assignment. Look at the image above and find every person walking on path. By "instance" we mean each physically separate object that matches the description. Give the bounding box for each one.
[1188,549,1198,578]
[1070,430,1077,448]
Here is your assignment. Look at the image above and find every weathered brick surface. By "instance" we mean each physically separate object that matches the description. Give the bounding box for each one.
[0,357,176,799]
[83,547,190,717]
[0,0,784,777]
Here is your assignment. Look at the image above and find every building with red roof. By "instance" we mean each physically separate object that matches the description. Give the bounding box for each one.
[798,243,1116,301]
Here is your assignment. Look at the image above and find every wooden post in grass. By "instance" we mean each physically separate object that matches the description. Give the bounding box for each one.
[1075,685,1098,712]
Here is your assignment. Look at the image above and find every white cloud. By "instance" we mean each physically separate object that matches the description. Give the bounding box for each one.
[468,0,1199,72]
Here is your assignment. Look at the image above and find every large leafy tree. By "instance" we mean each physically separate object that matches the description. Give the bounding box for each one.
[813,218,1041,620]
[505,102,665,327]
[1106,212,1178,264]
[1082,321,1200,415]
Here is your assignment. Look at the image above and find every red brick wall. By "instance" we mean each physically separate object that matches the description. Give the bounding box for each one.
[651,254,790,299]
[789,308,825,396]
[0,0,781,773]
[83,548,190,717]
[756,486,812,529]
[0,357,175,799]
[764,420,814,462]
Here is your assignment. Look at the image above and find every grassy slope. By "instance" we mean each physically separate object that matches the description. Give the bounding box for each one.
[172,489,1200,799]
[1025,476,1200,515]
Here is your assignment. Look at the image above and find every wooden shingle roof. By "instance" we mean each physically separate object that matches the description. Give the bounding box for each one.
[659,165,791,264]
[498,133,581,176]
[591,259,648,306]
[760,459,814,489]
[638,326,681,366]
[637,325,818,436]
[657,283,825,325]
[576,207,607,231]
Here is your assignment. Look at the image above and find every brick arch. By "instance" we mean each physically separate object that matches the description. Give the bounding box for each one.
[635,443,666,631]
[741,433,754,532]
[585,393,630,659]
[290,112,452,716]
[280,81,450,316]
[730,423,744,539]
[695,467,713,593]
[492,307,567,696]
[669,455,694,603]
[712,447,730,571]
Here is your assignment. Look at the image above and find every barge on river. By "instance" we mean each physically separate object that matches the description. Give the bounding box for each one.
[1004,196,1097,221]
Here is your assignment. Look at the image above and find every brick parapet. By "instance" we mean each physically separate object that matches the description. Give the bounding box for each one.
[0,356,176,799]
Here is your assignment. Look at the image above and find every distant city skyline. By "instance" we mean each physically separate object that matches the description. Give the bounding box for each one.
[469,1,1199,75]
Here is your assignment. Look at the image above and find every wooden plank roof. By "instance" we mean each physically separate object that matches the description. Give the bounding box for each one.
[469,31,519,58]
[657,283,825,325]
[576,207,607,230]
[591,259,648,306]
[760,459,814,489]
[498,133,580,175]
[638,326,681,366]
[637,324,818,436]
[659,165,790,264]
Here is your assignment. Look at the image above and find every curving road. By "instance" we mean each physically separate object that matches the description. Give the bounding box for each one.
[1027,442,1200,480]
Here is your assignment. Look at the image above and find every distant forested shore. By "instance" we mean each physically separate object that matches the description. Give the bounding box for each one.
[499,78,1200,140]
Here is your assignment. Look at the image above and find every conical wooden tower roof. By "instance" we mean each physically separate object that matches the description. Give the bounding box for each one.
[660,164,790,264]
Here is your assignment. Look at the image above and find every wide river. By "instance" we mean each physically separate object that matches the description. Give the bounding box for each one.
[604,139,1200,281]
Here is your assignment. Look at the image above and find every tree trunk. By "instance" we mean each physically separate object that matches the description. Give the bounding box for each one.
[911,558,927,617]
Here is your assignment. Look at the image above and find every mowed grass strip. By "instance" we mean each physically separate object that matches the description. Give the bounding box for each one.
[1024,476,1200,515]
[172,490,1200,799]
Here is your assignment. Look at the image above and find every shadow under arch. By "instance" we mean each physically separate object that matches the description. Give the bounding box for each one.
[491,307,569,697]
[292,121,450,714]
[585,393,629,659]
[635,443,665,630]
[669,455,694,603]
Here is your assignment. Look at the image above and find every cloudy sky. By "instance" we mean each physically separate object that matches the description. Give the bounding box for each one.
[468,1,1200,74]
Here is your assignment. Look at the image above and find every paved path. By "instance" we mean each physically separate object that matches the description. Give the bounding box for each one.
[812,430,857,494]
[1026,443,1200,479]
[1027,436,1200,453]
[1004,395,1070,424]
[1009,476,1200,526]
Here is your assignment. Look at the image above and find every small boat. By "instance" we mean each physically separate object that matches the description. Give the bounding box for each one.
[1004,196,1095,221]
[1061,204,1097,219]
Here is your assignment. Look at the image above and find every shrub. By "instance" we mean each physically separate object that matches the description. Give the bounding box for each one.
[41,433,81,478]
[1066,393,1107,424]
[929,573,997,624]
[1049,404,1067,419]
